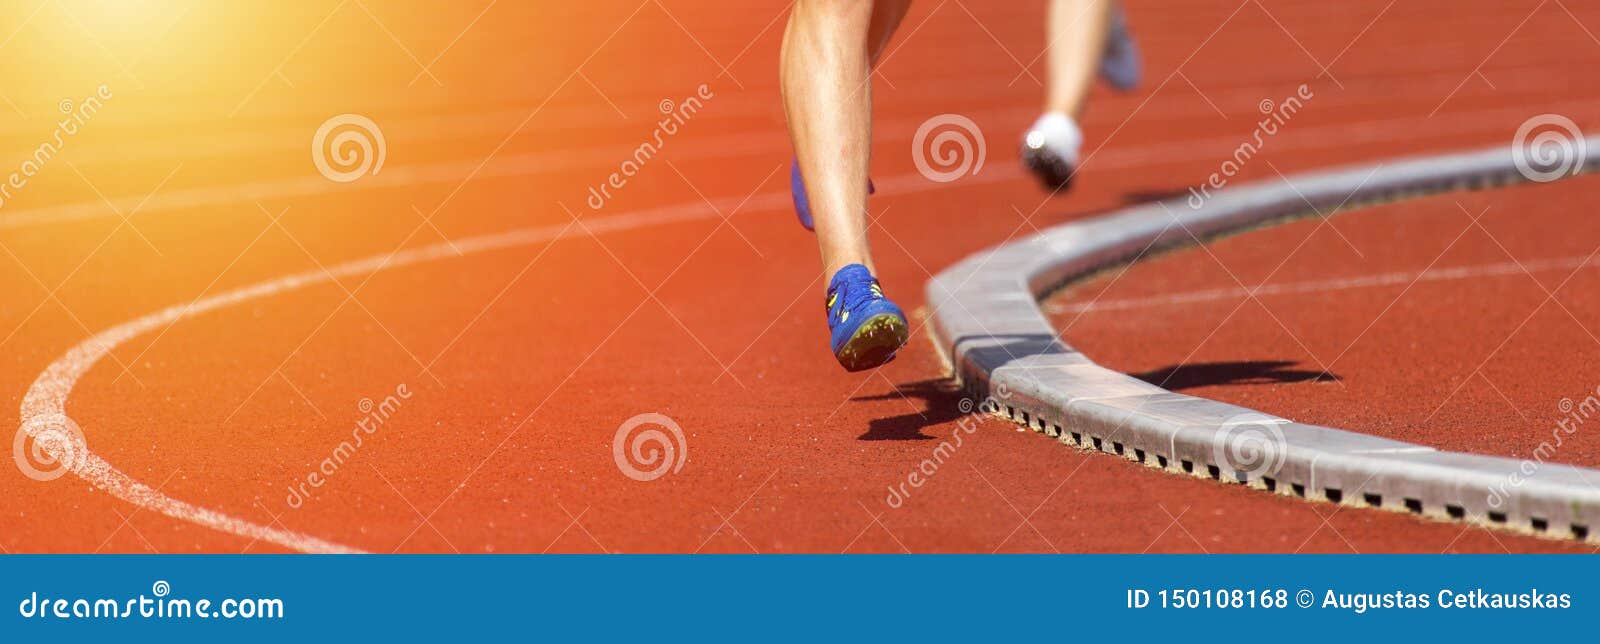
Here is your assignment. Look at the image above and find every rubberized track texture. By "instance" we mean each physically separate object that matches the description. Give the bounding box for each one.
[3,1,1599,553]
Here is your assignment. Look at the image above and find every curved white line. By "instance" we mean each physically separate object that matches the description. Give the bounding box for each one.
[14,197,762,553]
[24,109,1591,551]
[928,137,1600,538]
[14,160,1014,553]
[1046,254,1599,314]
[7,93,1590,232]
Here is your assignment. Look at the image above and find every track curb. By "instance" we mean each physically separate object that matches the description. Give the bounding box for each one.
[927,137,1600,542]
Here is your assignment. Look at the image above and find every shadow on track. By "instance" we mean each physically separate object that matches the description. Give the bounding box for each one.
[1130,360,1339,391]
[1121,187,1192,205]
[851,334,1070,441]
[850,378,968,441]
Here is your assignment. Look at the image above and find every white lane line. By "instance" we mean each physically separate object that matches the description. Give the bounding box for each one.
[18,87,1596,552]
[23,58,1591,169]
[6,92,1596,232]
[1047,253,1598,315]
[13,161,1018,553]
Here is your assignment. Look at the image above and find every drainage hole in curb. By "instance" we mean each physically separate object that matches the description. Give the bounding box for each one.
[1291,483,1306,497]
[1181,460,1194,474]
[1488,511,1508,524]
[1324,488,1343,503]
[1573,524,1590,540]
[1363,493,1383,507]
[1262,477,1277,492]
[1404,498,1423,514]
[1531,517,1549,532]
[1446,505,1465,520]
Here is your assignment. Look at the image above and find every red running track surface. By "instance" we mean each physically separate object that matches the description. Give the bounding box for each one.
[1051,176,1600,524]
[1,1,1598,553]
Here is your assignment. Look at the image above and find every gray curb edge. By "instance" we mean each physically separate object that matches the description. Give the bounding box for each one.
[927,137,1600,543]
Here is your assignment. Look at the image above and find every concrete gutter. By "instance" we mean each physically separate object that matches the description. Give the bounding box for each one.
[927,137,1600,542]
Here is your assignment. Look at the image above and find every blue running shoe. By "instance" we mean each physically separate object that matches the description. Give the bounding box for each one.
[825,264,909,371]
[789,158,874,231]
[1098,5,1141,91]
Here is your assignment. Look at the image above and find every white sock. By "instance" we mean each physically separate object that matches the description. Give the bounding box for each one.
[1023,112,1082,165]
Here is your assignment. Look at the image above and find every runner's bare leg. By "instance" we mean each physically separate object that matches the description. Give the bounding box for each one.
[1043,0,1114,118]
[781,0,912,278]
